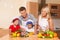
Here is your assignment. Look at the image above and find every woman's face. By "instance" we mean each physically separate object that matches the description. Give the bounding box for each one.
[41,9,47,17]
[13,20,19,25]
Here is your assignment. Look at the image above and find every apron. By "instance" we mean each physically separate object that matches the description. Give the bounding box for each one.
[38,16,49,31]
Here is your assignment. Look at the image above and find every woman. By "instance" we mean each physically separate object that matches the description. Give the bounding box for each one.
[38,6,54,32]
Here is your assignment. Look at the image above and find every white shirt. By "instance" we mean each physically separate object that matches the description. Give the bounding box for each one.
[21,25,34,32]
[20,19,34,32]
[25,27,34,32]
[38,16,49,31]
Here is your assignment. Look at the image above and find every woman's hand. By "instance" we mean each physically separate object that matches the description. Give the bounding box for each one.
[44,26,49,32]
[48,18,54,31]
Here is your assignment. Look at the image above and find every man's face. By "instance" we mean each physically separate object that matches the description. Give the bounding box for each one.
[20,10,27,18]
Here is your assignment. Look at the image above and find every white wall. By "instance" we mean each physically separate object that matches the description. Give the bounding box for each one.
[46,0,60,4]
[0,0,29,29]
[1,0,60,29]
[0,0,38,29]
[29,0,38,2]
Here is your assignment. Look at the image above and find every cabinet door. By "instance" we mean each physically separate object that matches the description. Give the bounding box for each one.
[26,2,38,18]
[48,4,60,18]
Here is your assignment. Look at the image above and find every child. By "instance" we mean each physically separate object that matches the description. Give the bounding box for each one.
[25,20,34,32]
[9,18,21,35]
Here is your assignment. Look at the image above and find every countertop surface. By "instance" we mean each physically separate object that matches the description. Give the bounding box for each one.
[0,34,59,40]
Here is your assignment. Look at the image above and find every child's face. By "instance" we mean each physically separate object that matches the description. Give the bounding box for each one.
[13,20,19,25]
[27,24,32,29]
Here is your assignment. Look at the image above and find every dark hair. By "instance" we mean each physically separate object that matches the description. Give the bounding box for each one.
[19,7,26,11]
[12,18,19,23]
[26,21,34,27]
[41,4,48,9]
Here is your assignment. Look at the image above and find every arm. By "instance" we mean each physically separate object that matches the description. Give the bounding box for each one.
[34,24,38,34]
[9,29,12,35]
[29,14,38,34]
[37,15,42,32]
[45,26,49,31]
[38,25,42,31]
[9,25,12,35]
[48,18,54,31]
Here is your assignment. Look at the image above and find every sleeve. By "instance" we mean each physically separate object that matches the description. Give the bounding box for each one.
[9,25,13,33]
[19,25,21,29]
[29,14,37,25]
[18,16,22,25]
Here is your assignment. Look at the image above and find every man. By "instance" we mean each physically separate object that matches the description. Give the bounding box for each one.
[18,7,37,33]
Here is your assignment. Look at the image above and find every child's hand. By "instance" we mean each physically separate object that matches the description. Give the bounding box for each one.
[20,31,26,37]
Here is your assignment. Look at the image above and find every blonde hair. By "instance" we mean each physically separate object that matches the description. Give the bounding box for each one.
[40,6,51,19]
